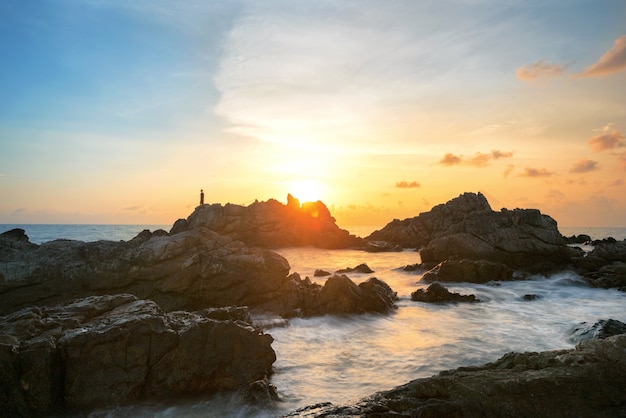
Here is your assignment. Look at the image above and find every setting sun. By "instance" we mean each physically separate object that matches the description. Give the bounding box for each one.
[287,179,326,203]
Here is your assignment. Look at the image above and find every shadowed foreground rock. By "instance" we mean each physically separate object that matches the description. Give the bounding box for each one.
[285,334,626,417]
[0,294,276,416]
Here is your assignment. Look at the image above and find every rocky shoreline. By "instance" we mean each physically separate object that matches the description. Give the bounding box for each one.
[1,192,625,416]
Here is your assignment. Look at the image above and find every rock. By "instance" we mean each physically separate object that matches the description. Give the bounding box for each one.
[301,275,397,317]
[411,283,479,303]
[335,263,375,274]
[366,192,575,269]
[583,261,626,290]
[285,334,626,417]
[568,319,626,344]
[522,294,542,301]
[0,227,299,316]
[402,263,422,272]
[363,241,402,252]
[171,196,363,249]
[572,239,626,289]
[421,259,514,284]
[314,269,331,277]
[562,233,592,244]
[0,294,276,416]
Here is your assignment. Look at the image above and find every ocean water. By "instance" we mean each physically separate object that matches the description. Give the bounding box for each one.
[0,224,171,244]
[2,224,626,417]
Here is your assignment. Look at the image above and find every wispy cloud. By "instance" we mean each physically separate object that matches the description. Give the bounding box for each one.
[439,153,463,166]
[439,150,514,167]
[611,179,624,187]
[588,124,625,151]
[395,181,421,189]
[578,35,626,78]
[569,158,599,173]
[503,164,515,178]
[516,60,566,81]
[619,152,626,170]
[520,167,555,178]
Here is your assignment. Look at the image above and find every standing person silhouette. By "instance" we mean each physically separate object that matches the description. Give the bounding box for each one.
[200,189,204,205]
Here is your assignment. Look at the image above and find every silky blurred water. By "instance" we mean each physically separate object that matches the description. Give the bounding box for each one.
[3,225,625,417]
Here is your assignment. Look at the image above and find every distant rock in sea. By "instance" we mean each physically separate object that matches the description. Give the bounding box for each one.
[367,192,577,270]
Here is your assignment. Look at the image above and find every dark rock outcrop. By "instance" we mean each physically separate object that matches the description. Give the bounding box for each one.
[568,319,626,343]
[335,263,374,274]
[421,259,514,284]
[0,294,276,416]
[301,275,397,317]
[411,282,479,303]
[562,233,592,244]
[0,227,297,316]
[170,196,363,249]
[366,192,575,269]
[572,239,626,290]
[285,334,626,417]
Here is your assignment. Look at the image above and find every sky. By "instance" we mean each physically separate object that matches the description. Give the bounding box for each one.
[1,0,626,229]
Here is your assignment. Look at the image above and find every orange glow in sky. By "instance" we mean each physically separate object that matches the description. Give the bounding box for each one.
[1,2,625,228]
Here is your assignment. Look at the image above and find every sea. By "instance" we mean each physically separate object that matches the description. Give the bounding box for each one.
[2,224,626,417]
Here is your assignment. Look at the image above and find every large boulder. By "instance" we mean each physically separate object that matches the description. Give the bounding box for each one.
[286,334,626,417]
[301,275,398,317]
[170,195,363,249]
[367,192,575,269]
[0,294,276,416]
[0,227,295,316]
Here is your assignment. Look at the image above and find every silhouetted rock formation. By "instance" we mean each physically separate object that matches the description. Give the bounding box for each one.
[411,282,479,303]
[367,192,576,270]
[562,233,592,244]
[0,294,276,416]
[171,195,363,249]
[285,334,626,417]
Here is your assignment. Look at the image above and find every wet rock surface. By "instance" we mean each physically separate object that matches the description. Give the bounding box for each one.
[411,282,479,303]
[568,318,626,343]
[299,274,398,317]
[285,334,626,417]
[0,294,276,416]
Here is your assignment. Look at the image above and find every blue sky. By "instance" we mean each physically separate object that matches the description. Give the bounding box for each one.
[1,0,625,227]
